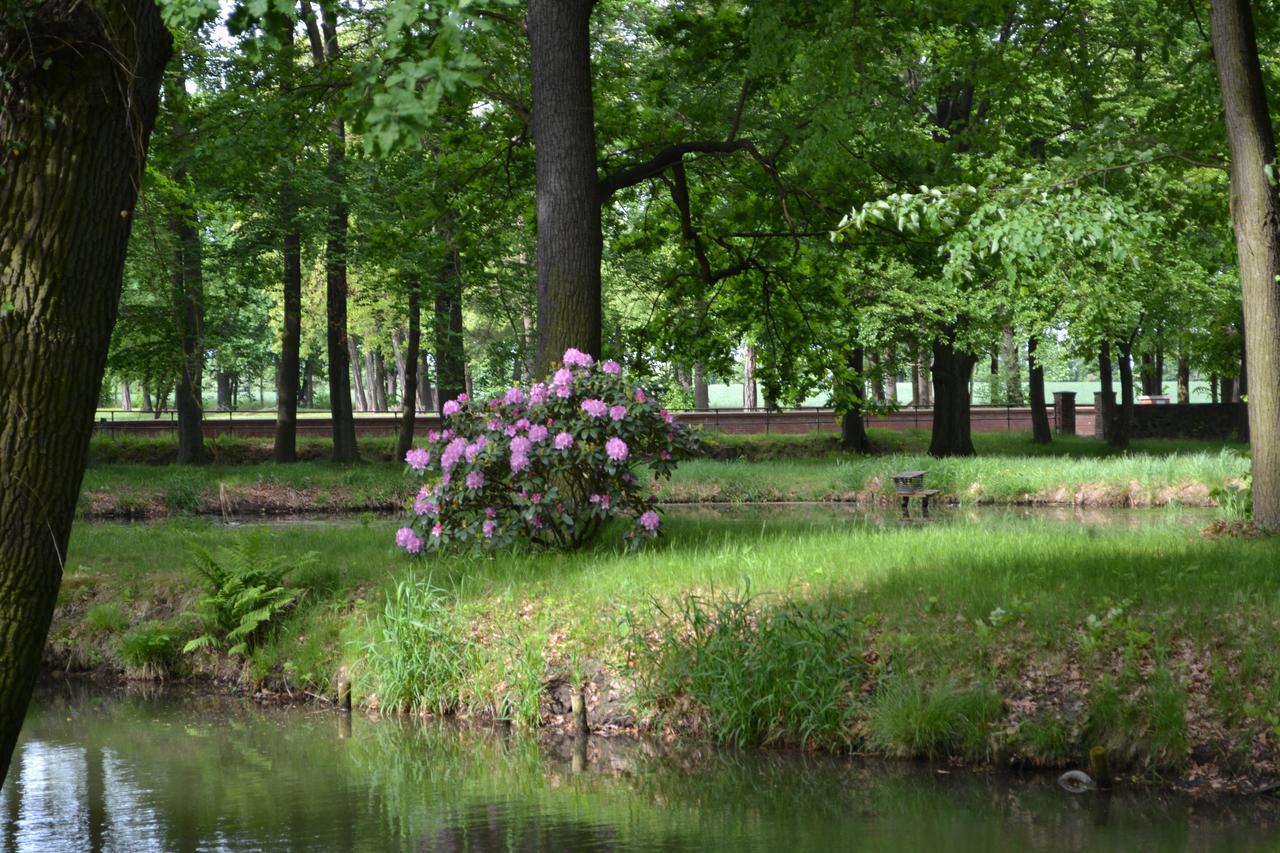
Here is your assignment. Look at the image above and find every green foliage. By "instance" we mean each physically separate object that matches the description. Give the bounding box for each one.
[638,589,869,748]
[869,681,1004,762]
[360,574,475,715]
[183,540,312,657]
[85,604,128,635]
[119,621,187,679]
[1084,669,1189,770]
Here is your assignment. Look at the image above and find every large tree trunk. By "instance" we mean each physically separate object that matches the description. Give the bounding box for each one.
[529,0,603,372]
[929,337,977,457]
[121,380,133,412]
[1028,336,1052,444]
[1211,0,1280,528]
[417,353,434,410]
[391,328,406,407]
[1098,340,1114,443]
[397,279,422,462]
[274,217,302,462]
[0,0,170,778]
[840,348,871,453]
[434,244,467,407]
[693,364,710,410]
[363,347,380,411]
[304,1,358,462]
[1177,355,1191,404]
[916,347,933,406]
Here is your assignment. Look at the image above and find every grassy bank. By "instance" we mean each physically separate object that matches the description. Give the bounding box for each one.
[78,431,1250,517]
[53,509,1280,790]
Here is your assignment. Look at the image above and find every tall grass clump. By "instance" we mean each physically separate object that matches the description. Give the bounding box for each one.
[869,680,1004,761]
[1084,669,1189,770]
[637,589,869,748]
[361,574,477,716]
[119,620,186,679]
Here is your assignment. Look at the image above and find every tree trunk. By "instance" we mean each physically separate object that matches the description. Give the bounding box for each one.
[929,336,977,457]
[1001,325,1024,405]
[1177,355,1191,404]
[363,347,381,411]
[1140,352,1158,396]
[869,350,885,404]
[693,364,710,409]
[1239,326,1251,442]
[916,348,933,406]
[1211,0,1280,528]
[434,240,467,407]
[417,353,433,410]
[529,0,603,372]
[170,208,207,465]
[743,345,758,410]
[348,336,368,412]
[216,372,232,410]
[274,219,302,462]
[1098,340,1117,444]
[883,348,897,403]
[1211,374,1220,404]
[0,0,170,778]
[121,381,133,412]
[391,329,406,407]
[303,1,358,461]
[840,348,871,453]
[1028,336,1052,444]
[1114,340,1135,448]
[374,351,388,412]
[397,279,422,461]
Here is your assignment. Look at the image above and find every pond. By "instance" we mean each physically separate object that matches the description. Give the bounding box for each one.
[2,686,1276,852]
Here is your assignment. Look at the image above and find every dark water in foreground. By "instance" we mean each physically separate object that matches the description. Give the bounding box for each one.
[1,687,1276,852]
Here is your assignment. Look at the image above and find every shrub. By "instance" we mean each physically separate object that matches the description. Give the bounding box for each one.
[183,540,313,657]
[397,349,697,552]
[119,621,185,679]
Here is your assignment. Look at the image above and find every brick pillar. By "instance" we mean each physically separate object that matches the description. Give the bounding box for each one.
[1092,392,1113,441]
[1053,392,1077,435]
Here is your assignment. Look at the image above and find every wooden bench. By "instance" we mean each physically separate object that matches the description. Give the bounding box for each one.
[891,470,939,514]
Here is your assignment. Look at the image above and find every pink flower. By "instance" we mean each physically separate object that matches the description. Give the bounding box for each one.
[562,348,594,368]
[602,359,622,375]
[396,527,423,554]
[504,425,518,436]
[531,513,544,529]
[427,430,440,442]
[483,520,497,538]
[405,447,431,471]
[465,471,485,490]
[414,486,437,515]
[554,431,574,450]
[456,393,470,402]
[504,386,525,406]
[553,368,574,388]
[440,436,468,471]
[485,506,496,518]
[609,405,627,421]
[581,399,608,418]
[634,388,647,403]
[528,424,549,443]
[660,450,672,460]
[589,493,601,504]
[661,409,673,424]
[530,383,549,405]
[531,493,542,503]
[430,523,443,538]
[605,437,629,462]
[640,510,660,532]
[442,399,461,416]
[516,418,531,431]
[510,453,530,473]
[464,436,487,462]
[487,417,502,431]
[510,436,532,455]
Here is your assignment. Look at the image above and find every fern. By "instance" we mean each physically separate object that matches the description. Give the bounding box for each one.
[182,539,314,658]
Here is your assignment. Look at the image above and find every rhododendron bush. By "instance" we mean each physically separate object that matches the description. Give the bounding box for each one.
[396,349,697,553]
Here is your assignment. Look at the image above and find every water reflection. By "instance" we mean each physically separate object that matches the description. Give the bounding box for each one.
[1,685,1275,852]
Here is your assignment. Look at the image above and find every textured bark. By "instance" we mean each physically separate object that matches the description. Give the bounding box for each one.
[1028,336,1052,444]
[929,337,977,457]
[1177,355,1191,404]
[434,247,467,407]
[1098,340,1114,442]
[0,0,170,777]
[840,348,871,454]
[1212,0,1280,528]
[882,349,897,403]
[529,0,602,373]
[397,280,422,461]
[274,221,302,462]
[121,381,133,412]
[915,348,933,406]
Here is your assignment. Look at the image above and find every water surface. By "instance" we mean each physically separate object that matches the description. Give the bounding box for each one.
[1,687,1275,852]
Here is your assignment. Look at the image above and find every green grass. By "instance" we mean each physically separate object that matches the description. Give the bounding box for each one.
[59,508,1280,775]
[78,430,1249,517]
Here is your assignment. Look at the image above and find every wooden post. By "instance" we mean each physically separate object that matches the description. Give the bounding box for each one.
[337,676,352,713]
[571,686,589,735]
[1088,746,1112,790]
